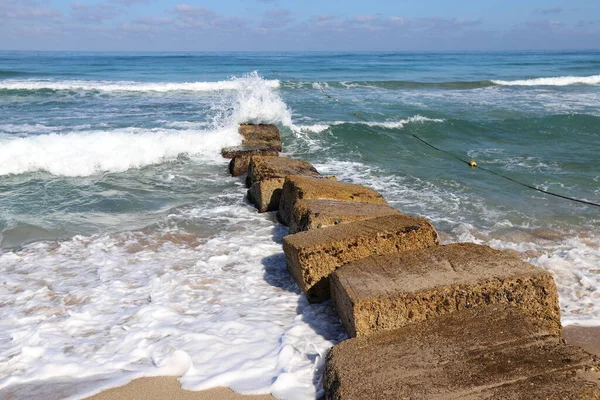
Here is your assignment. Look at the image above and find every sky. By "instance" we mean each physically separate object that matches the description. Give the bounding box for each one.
[0,0,599,51]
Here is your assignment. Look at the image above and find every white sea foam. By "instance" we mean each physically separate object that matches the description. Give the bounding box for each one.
[361,115,445,128]
[0,127,239,176]
[294,124,330,134]
[492,74,600,86]
[227,72,292,127]
[293,115,444,134]
[0,78,280,93]
[0,203,345,399]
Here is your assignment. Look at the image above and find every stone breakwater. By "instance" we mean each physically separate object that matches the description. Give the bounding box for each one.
[221,124,600,399]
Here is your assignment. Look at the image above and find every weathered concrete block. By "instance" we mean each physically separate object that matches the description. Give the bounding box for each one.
[289,199,402,234]
[247,178,286,213]
[331,242,561,338]
[324,305,600,400]
[246,156,320,187]
[221,145,279,177]
[283,214,438,302]
[245,156,322,213]
[239,124,282,151]
[278,176,387,226]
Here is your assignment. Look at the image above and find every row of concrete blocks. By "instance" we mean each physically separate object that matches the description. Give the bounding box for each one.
[222,124,600,399]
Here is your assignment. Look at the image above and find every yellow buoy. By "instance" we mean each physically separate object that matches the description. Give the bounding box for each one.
[468,160,477,167]
[353,113,359,117]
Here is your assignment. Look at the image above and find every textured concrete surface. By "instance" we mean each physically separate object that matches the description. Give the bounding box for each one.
[324,305,600,400]
[238,124,282,151]
[247,178,286,213]
[283,214,438,302]
[221,146,279,177]
[278,176,387,226]
[246,156,319,187]
[289,199,402,234]
[331,242,561,337]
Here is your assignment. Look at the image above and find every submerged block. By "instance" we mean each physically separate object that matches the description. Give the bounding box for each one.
[283,214,438,303]
[246,156,320,187]
[221,145,279,177]
[331,242,561,338]
[239,124,282,151]
[324,305,600,400]
[289,199,402,234]
[278,176,387,226]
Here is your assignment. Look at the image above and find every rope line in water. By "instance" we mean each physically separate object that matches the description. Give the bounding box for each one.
[409,128,600,208]
[333,95,600,209]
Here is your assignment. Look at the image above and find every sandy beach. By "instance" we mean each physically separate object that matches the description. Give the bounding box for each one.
[86,377,275,400]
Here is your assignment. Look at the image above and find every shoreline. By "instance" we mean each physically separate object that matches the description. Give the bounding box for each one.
[2,325,597,400]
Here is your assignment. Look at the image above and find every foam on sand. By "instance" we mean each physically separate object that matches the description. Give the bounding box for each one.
[0,205,346,400]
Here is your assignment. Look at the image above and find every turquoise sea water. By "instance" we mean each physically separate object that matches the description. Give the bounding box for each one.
[0,51,599,398]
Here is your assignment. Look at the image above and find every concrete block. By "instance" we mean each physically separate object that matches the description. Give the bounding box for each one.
[324,305,600,400]
[221,145,279,177]
[331,242,562,337]
[278,176,387,226]
[239,124,282,151]
[283,214,438,302]
[289,199,402,234]
[246,156,320,187]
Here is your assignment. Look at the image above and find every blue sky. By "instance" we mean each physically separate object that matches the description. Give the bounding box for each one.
[1,0,599,51]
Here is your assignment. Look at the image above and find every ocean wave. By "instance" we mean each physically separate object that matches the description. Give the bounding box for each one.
[361,115,445,128]
[282,80,494,90]
[0,127,240,177]
[0,78,281,93]
[282,75,600,91]
[0,72,292,177]
[293,115,444,133]
[492,74,600,86]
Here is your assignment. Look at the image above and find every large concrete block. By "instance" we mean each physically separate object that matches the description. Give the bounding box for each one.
[221,145,279,177]
[278,176,387,226]
[283,214,438,302]
[289,199,402,234]
[239,124,282,151]
[245,156,321,213]
[324,305,600,400]
[331,242,561,338]
[246,156,320,187]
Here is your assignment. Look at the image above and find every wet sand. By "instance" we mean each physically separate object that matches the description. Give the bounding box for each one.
[0,377,276,400]
[563,325,600,357]
[85,377,276,400]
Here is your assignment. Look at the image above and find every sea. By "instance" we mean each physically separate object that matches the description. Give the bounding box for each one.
[0,51,599,399]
